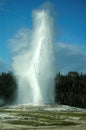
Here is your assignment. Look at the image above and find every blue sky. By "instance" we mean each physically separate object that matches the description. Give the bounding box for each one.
[0,0,86,73]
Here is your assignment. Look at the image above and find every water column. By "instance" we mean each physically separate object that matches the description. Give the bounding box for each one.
[12,10,55,105]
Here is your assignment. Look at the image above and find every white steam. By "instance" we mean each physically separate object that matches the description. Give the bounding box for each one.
[10,9,56,105]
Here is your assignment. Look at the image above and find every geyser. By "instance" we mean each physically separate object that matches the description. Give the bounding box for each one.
[12,9,55,105]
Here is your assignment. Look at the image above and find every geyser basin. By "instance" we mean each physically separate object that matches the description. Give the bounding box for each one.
[12,9,55,105]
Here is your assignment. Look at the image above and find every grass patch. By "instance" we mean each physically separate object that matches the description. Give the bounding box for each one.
[6,119,79,126]
[15,111,86,119]
[1,107,86,127]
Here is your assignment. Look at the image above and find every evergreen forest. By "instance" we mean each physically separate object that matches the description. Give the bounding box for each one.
[0,71,86,108]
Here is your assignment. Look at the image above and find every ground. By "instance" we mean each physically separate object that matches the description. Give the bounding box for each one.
[0,105,86,130]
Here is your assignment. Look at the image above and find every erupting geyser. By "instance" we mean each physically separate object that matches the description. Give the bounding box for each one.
[12,9,55,105]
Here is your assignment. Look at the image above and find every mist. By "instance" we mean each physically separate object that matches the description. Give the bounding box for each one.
[10,8,56,105]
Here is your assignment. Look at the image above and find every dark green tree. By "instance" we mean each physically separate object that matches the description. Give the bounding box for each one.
[0,72,17,106]
[55,71,86,108]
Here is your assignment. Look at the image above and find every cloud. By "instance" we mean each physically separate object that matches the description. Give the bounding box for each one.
[10,27,86,74]
[55,42,86,74]
[9,28,33,75]
[0,58,8,72]
[9,28,32,54]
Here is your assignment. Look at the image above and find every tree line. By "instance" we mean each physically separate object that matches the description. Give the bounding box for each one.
[0,71,86,108]
[55,72,86,108]
[0,72,17,106]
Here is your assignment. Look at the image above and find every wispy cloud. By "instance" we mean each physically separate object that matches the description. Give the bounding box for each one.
[9,27,86,74]
[0,58,8,72]
[9,28,31,54]
[9,23,86,74]
[56,42,86,74]
[9,28,33,75]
